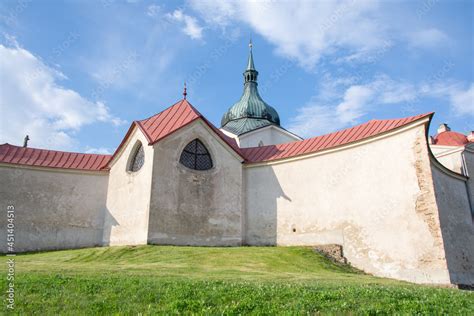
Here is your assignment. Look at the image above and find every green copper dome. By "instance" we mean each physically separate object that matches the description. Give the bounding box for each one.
[221,42,280,135]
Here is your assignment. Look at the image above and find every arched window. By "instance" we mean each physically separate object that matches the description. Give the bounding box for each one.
[179,139,213,170]
[128,142,145,172]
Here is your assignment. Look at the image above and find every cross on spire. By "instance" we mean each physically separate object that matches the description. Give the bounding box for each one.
[183,81,187,100]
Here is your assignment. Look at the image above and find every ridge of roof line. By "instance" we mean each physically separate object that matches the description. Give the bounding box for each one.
[241,112,433,163]
[0,143,111,171]
[138,99,187,122]
[0,143,112,157]
[106,98,245,168]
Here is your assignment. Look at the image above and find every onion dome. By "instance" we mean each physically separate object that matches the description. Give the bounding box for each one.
[221,41,280,135]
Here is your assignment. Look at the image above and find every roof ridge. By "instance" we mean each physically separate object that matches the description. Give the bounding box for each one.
[138,99,187,123]
[242,112,433,163]
[0,143,111,157]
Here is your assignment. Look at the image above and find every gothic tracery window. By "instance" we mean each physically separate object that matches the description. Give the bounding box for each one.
[179,139,213,171]
[129,142,144,172]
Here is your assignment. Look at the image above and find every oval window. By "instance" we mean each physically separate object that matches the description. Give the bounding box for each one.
[128,142,145,172]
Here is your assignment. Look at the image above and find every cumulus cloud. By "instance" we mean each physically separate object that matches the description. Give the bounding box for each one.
[420,82,474,116]
[167,9,203,40]
[450,84,474,115]
[190,1,455,68]
[289,84,375,137]
[288,74,472,137]
[0,41,125,150]
[190,0,390,67]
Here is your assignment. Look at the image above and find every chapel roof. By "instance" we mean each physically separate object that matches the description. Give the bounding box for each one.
[241,112,433,163]
[0,143,111,171]
[109,98,244,165]
[221,42,280,135]
[0,99,435,170]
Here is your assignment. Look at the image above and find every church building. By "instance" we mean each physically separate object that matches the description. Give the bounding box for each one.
[1,44,473,286]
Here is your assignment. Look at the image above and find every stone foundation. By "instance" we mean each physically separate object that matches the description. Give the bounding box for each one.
[313,244,347,264]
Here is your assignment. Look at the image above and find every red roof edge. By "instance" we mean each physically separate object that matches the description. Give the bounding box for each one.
[105,99,245,169]
[241,112,434,163]
[0,143,111,172]
[104,121,139,169]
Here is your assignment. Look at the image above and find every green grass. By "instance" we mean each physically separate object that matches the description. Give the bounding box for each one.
[1,246,472,314]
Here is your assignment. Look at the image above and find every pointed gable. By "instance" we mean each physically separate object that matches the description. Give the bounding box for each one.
[137,99,201,144]
[108,99,244,167]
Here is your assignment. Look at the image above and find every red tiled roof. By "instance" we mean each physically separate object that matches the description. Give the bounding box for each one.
[432,131,469,146]
[109,99,243,164]
[241,113,433,163]
[0,143,111,171]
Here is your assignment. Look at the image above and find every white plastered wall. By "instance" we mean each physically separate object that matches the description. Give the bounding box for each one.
[103,126,154,246]
[222,125,301,148]
[430,161,474,285]
[244,121,453,284]
[430,145,465,174]
[148,119,244,246]
[0,165,108,253]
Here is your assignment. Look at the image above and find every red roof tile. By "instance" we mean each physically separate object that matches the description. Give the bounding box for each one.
[108,99,243,165]
[433,131,469,146]
[0,144,111,171]
[241,113,433,163]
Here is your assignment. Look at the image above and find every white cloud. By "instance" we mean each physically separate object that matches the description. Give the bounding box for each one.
[147,4,161,17]
[407,28,448,49]
[190,0,390,67]
[167,10,203,40]
[0,42,125,150]
[85,146,113,154]
[191,1,455,68]
[336,85,374,124]
[421,82,474,116]
[289,84,374,137]
[289,74,473,137]
[450,84,474,115]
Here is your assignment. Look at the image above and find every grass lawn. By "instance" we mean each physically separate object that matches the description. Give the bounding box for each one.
[1,245,473,314]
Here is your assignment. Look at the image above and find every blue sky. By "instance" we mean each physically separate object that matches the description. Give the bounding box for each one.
[0,0,472,153]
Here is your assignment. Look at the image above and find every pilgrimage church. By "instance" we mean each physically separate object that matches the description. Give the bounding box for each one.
[1,44,473,286]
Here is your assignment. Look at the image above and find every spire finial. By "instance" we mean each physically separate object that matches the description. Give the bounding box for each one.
[246,39,256,72]
[183,81,187,100]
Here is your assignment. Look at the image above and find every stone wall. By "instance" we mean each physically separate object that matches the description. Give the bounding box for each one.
[244,120,453,284]
[431,156,474,285]
[147,120,244,246]
[0,165,108,253]
[103,126,154,246]
[430,145,465,174]
[237,126,300,148]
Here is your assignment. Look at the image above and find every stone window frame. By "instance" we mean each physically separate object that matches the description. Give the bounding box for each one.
[179,138,214,171]
[127,140,145,173]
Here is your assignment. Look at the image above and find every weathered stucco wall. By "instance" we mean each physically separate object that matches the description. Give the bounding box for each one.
[238,126,300,148]
[104,127,154,246]
[464,148,474,216]
[245,122,452,284]
[0,165,108,253]
[431,145,465,174]
[430,164,474,285]
[148,120,243,246]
